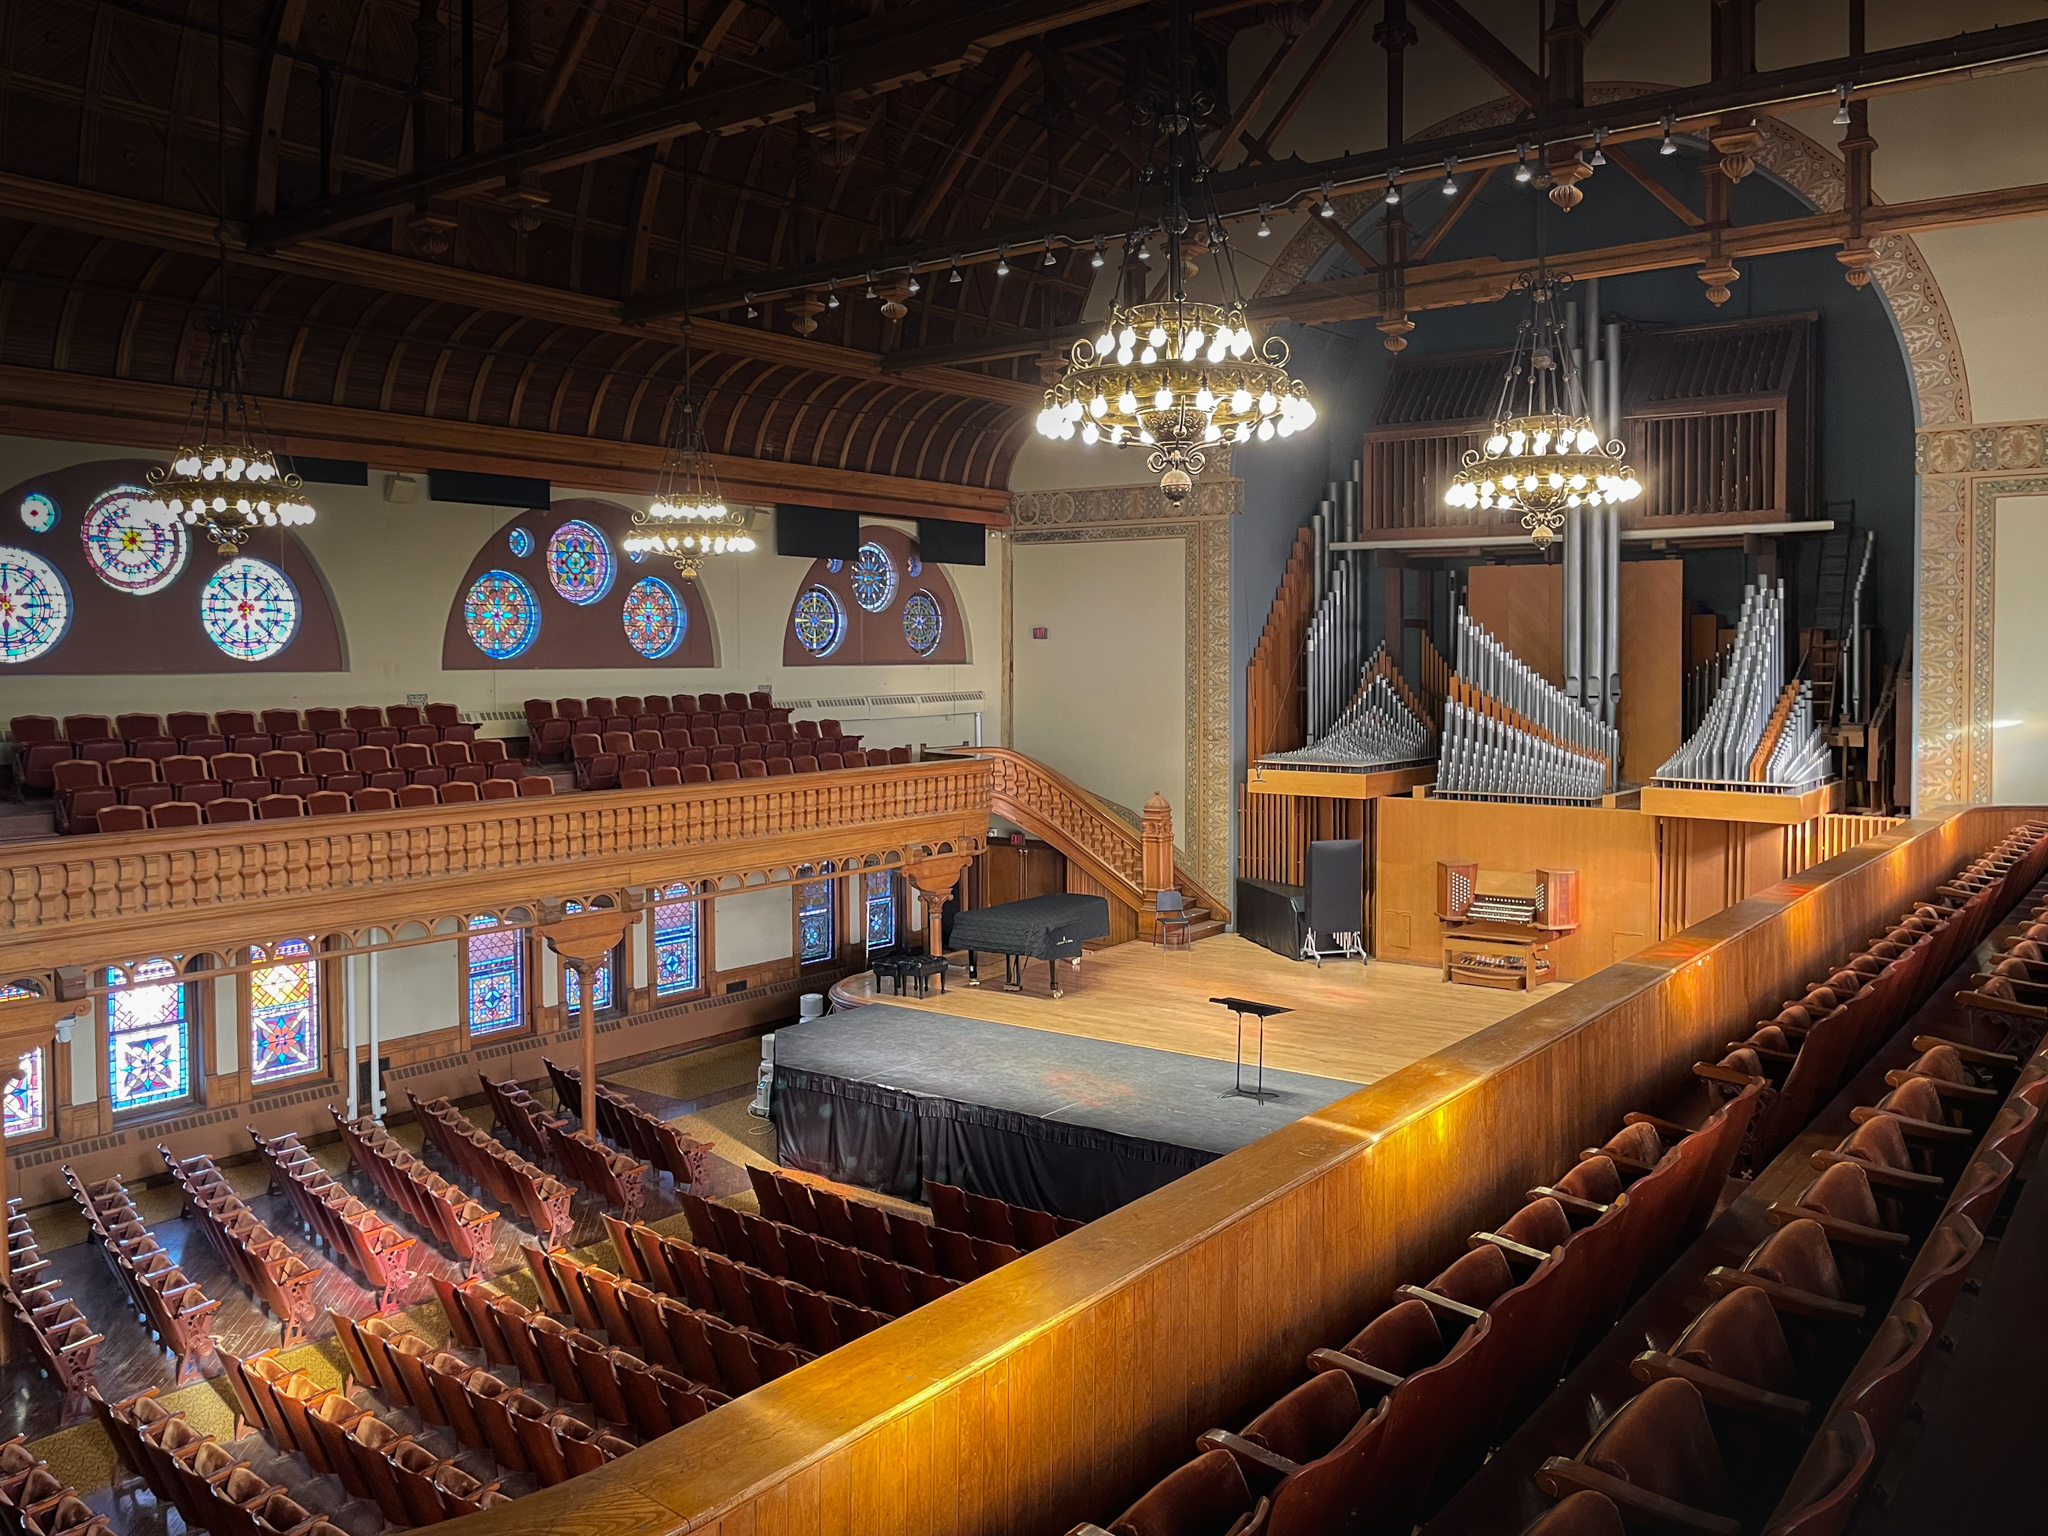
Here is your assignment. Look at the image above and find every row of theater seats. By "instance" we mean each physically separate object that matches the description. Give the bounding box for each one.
[743,1164,1026,1280]
[536,1059,714,1192]
[523,691,788,760]
[4,1202,102,1412]
[251,1127,418,1314]
[11,705,479,794]
[330,1109,498,1278]
[676,1192,964,1316]
[160,1147,319,1348]
[602,1214,895,1355]
[65,1166,219,1385]
[1066,822,2048,1536]
[521,1244,814,1395]
[0,1428,112,1536]
[409,1092,575,1251]
[79,775,556,832]
[571,733,900,790]
[921,1178,1086,1252]
[50,738,533,834]
[334,1308,638,1489]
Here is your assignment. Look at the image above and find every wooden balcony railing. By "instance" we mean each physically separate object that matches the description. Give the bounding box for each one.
[0,760,992,974]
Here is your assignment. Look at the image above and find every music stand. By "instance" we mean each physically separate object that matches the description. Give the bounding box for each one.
[1211,996,1292,1102]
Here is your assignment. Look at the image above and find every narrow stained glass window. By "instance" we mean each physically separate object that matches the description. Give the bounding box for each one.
[798,879,836,964]
[250,938,321,1085]
[108,957,191,1113]
[654,887,700,996]
[5,1047,46,1139]
[467,915,525,1037]
[864,870,896,955]
[561,900,618,1013]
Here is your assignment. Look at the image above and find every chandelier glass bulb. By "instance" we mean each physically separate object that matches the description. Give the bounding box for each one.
[140,320,315,554]
[1444,275,1643,547]
[628,394,753,577]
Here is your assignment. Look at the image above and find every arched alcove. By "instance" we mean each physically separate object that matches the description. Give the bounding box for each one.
[781,524,969,666]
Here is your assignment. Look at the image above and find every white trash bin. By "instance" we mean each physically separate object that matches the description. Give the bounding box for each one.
[800,992,827,1020]
[747,1032,775,1118]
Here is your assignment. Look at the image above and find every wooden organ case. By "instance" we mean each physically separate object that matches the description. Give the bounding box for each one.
[1435,863,1580,990]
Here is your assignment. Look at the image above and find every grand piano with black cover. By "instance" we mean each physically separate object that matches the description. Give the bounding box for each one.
[945,893,1112,998]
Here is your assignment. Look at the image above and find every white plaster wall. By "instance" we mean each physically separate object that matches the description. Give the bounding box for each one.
[1992,495,2048,802]
[715,887,795,971]
[212,976,238,1077]
[1012,538,1185,822]
[368,942,460,1042]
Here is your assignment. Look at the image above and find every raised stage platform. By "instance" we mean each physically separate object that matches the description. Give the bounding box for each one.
[770,1003,1362,1219]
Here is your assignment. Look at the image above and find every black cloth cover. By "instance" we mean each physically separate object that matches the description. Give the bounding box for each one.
[1236,877,1306,961]
[945,892,1111,959]
[1305,839,1365,934]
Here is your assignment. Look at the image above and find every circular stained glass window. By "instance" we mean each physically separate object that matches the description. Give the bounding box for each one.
[826,559,844,573]
[907,555,924,578]
[465,570,540,659]
[849,541,897,612]
[547,519,615,605]
[0,547,70,663]
[794,586,845,657]
[508,527,534,557]
[622,576,684,659]
[902,590,943,657]
[20,494,57,534]
[82,486,187,594]
[201,557,300,661]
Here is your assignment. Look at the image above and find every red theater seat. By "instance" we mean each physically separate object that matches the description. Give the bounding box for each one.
[397,785,438,808]
[215,710,258,736]
[305,707,344,733]
[519,776,555,796]
[441,780,481,804]
[208,798,256,824]
[95,804,149,833]
[150,801,203,829]
[261,709,301,735]
[307,790,353,816]
[479,777,517,800]
[353,787,398,812]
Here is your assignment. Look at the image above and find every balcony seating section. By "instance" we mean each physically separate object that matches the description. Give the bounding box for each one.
[921,1178,1086,1251]
[330,1109,499,1277]
[158,1147,320,1347]
[744,1165,1021,1282]
[3,1201,103,1411]
[1060,822,2048,1536]
[62,1167,220,1385]
[408,1092,575,1251]
[539,1058,713,1192]
[248,1128,419,1314]
[605,1214,895,1354]
[519,1243,814,1395]
[0,1424,115,1536]
[673,1192,962,1317]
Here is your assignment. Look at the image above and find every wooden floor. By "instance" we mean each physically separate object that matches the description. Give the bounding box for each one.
[836,934,1565,1086]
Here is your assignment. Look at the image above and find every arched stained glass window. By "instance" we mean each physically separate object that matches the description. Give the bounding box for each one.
[849,541,897,612]
[547,519,615,605]
[201,557,300,661]
[465,571,540,659]
[654,886,700,996]
[5,1048,46,1139]
[82,486,187,594]
[466,915,525,1037]
[0,547,71,664]
[864,870,897,954]
[902,590,943,657]
[622,576,684,659]
[20,493,57,534]
[250,938,321,1085]
[798,878,836,963]
[793,586,845,657]
[108,957,191,1114]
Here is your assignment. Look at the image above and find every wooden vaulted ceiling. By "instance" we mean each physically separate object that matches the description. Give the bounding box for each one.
[0,0,1274,504]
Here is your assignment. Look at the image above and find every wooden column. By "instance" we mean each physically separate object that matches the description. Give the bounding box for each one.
[908,854,975,958]
[538,899,639,1132]
[1141,793,1175,937]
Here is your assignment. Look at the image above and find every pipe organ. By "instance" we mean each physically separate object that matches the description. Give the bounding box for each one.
[1655,578,1831,792]
[1434,609,1618,804]
[1266,653,1434,770]
[1563,280,1624,729]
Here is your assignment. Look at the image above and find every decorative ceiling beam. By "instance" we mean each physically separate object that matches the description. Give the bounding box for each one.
[1409,0,1546,110]
[248,0,1152,249]
[903,48,1039,239]
[1237,0,1371,164]
[1203,0,1333,160]
[536,0,614,130]
[640,15,2048,319]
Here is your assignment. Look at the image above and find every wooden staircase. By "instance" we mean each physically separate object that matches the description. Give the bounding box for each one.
[929,748,1228,945]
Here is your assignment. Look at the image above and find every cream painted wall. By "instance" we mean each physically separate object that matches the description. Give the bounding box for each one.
[1992,495,2048,801]
[1012,538,1185,822]
[369,942,460,1042]
[0,432,1002,748]
[715,887,795,971]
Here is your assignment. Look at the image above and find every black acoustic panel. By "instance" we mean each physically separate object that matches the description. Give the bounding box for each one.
[775,504,861,559]
[1305,839,1365,934]
[916,517,987,565]
[428,469,551,508]
[285,456,369,486]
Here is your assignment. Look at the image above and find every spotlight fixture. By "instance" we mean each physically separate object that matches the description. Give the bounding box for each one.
[1660,112,1677,154]
[864,272,876,300]
[1136,235,1152,262]
[949,255,962,283]
[995,245,1010,277]
[1256,202,1272,237]
[1590,127,1608,167]
[1090,235,1107,267]
[1318,178,1336,217]
[1043,246,1058,267]
[1833,83,1853,126]
[826,281,839,309]
[1441,157,1458,196]
[1384,170,1401,206]
[744,292,758,318]
[1514,142,1532,183]
[907,275,921,295]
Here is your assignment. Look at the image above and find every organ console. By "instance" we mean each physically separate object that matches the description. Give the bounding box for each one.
[1435,863,1580,989]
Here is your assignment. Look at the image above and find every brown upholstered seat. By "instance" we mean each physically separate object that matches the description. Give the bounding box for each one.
[1535,1377,1737,1534]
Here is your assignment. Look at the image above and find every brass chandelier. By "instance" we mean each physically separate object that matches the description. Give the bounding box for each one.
[1445,272,1640,546]
[1033,4,1314,503]
[623,393,754,579]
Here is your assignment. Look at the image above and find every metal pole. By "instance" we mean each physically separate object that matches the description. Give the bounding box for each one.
[579,961,597,1131]
[367,948,382,1120]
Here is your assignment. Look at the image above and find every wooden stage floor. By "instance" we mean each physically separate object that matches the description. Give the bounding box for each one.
[836,934,1565,1086]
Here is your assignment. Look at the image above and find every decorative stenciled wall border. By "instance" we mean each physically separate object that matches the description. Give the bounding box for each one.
[1005,473,1237,903]
[1258,82,1981,809]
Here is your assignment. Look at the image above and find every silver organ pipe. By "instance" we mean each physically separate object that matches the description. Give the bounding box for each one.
[1655,578,1831,792]
[1440,609,1617,802]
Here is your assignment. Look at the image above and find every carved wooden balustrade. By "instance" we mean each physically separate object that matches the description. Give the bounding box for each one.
[0,760,992,975]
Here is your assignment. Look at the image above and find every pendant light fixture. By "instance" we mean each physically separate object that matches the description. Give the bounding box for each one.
[1033,1,1314,503]
[1444,271,1641,547]
[141,0,314,555]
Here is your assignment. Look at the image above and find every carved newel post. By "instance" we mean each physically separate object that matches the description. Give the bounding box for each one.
[1141,792,1175,938]
[538,895,642,1132]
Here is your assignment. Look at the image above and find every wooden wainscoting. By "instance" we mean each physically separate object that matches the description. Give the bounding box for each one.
[421,805,2032,1536]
